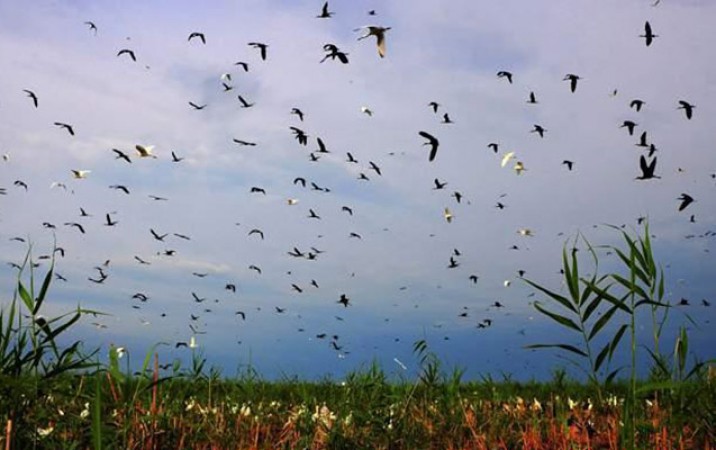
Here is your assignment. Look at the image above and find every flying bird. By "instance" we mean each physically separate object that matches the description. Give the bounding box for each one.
[54,122,75,136]
[444,208,453,223]
[105,214,118,226]
[496,71,513,84]
[109,184,130,194]
[677,193,694,212]
[135,144,156,158]
[112,148,131,163]
[419,131,439,161]
[84,21,98,34]
[117,49,136,61]
[189,101,207,110]
[338,294,351,307]
[531,124,546,138]
[321,44,349,64]
[238,95,255,108]
[71,170,91,179]
[562,160,574,171]
[23,89,39,107]
[355,25,391,58]
[248,42,268,60]
[527,91,538,104]
[630,99,645,112]
[620,120,637,136]
[291,108,304,121]
[563,74,581,93]
[188,32,206,44]
[150,229,168,241]
[64,222,85,234]
[428,101,440,113]
[171,151,184,162]
[677,100,694,120]
[640,21,657,46]
[317,2,334,18]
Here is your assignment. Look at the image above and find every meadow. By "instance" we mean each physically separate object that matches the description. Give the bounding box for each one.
[1,225,715,449]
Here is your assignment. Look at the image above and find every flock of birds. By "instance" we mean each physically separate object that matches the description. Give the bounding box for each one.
[1,2,713,373]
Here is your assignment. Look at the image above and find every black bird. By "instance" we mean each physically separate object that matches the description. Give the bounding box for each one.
[290,127,308,145]
[469,275,479,284]
[448,257,459,268]
[189,101,207,110]
[640,21,657,46]
[234,61,249,72]
[109,184,130,194]
[64,222,85,234]
[369,161,382,175]
[248,42,268,60]
[225,283,236,293]
[173,233,191,240]
[349,232,362,239]
[496,71,513,84]
[346,152,358,163]
[563,74,581,93]
[677,193,694,211]
[678,298,690,306]
[419,131,439,161]
[117,49,136,61]
[341,206,353,215]
[250,186,266,194]
[527,91,538,104]
[192,292,206,303]
[171,151,184,162]
[222,82,233,92]
[531,124,546,137]
[248,228,264,239]
[428,101,440,113]
[433,178,447,190]
[636,155,660,180]
[452,191,463,203]
[317,2,334,18]
[23,89,39,107]
[293,177,307,187]
[233,138,257,146]
[491,301,504,308]
[487,143,499,153]
[249,265,262,274]
[316,137,330,153]
[338,294,351,307]
[238,95,254,108]
[291,284,303,293]
[308,209,321,219]
[235,311,246,320]
[321,44,349,64]
[358,172,369,181]
[84,21,98,35]
[630,99,645,112]
[105,213,118,226]
[112,148,131,163]
[275,306,286,313]
[80,207,91,217]
[441,113,453,124]
[134,256,150,265]
[188,32,206,44]
[562,160,574,171]
[54,122,75,136]
[703,299,711,307]
[148,195,167,201]
[291,108,304,121]
[150,228,168,241]
[620,120,637,136]
[43,222,56,229]
[677,100,694,120]
[14,180,28,190]
[636,131,649,148]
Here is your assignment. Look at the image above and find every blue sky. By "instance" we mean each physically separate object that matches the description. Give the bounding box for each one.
[1,0,714,381]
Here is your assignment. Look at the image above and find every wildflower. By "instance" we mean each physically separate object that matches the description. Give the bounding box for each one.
[240,404,252,417]
[116,347,126,359]
[185,397,197,412]
[532,398,542,412]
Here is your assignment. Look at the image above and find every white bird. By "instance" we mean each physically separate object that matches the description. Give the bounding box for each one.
[444,207,453,223]
[135,144,157,158]
[514,161,526,175]
[517,228,534,237]
[355,25,391,58]
[71,170,91,179]
[287,198,299,205]
[501,151,515,168]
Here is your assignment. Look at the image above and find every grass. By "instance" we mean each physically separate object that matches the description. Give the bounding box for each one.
[1,225,715,449]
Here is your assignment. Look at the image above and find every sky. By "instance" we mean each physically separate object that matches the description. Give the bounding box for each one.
[0,0,714,381]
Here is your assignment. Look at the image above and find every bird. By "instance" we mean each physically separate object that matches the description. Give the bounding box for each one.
[290,108,304,121]
[135,144,157,158]
[317,2,334,18]
[630,99,646,112]
[428,101,440,113]
[444,208,453,223]
[562,160,574,171]
[636,131,649,148]
[64,222,85,234]
[112,148,131,163]
[291,284,303,293]
[171,151,184,162]
[563,74,581,93]
[316,137,330,153]
[191,292,206,303]
[109,184,130,194]
[290,127,308,146]
[419,131,439,161]
[640,21,657,46]
[104,214,118,226]
[497,71,513,84]
[233,138,256,146]
[361,106,373,116]
[173,233,191,240]
[84,21,98,34]
[501,151,515,168]
[531,125,546,137]
[517,228,534,237]
[368,161,382,175]
[23,89,39,107]
[452,191,463,203]
[54,122,75,136]
[134,256,150,265]
[346,152,358,163]
[620,121,637,136]
[308,209,321,219]
[355,25,391,58]
[441,113,453,124]
[527,91,538,104]
[248,42,268,60]
[250,186,266,194]
[189,101,207,110]
[238,95,254,108]
[677,193,694,211]
[341,206,353,215]
[487,143,499,153]
[14,180,28,190]
[338,294,351,307]
[150,229,168,241]
[188,32,206,44]
[677,100,695,120]
[320,44,349,64]
[117,49,136,61]
[71,170,91,179]
[248,229,264,239]
[514,161,526,175]
[469,275,479,284]
[433,178,447,190]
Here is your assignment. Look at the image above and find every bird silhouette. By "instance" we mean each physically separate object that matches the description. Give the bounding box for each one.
[355,25,391,58]
[291,108,304,121]
[620,120,637,136]
[419,131,439,161]
[238,95,255,108]
[630,99,645,112]
[54,122,75,136]
[531,124,546,137]
[640,21,657,46]
[188,32,206,44]
[112,148,131,163]
[678,100,694,120]
[189,101,207,110]
[563,74,581,92]
[248,42,268,60]
[23,89,39,107]
[677,193,694,211]
[497,71,513,83]
[117,49,136,61]
[527,91,538,104]
[321,44,349,64]
[316,2,334,18]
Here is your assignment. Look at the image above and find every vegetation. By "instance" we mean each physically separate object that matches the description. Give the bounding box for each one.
[0,227,714,449]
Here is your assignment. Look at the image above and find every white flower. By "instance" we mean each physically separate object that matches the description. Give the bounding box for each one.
[80,402,90,419]
[37,425,54,437]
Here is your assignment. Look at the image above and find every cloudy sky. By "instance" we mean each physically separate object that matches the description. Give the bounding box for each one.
[1,0,714,380]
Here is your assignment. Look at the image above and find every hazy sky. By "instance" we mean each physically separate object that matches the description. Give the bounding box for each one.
[1,0,714,381]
